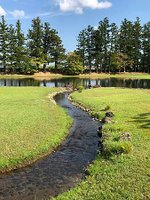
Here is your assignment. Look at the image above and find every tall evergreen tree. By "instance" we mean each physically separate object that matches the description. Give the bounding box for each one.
[95,18,110,72]
[50,29,65,73]
[43,22,52,71]
[28,17,44,68]
[76,29,87,69]
[109,22,119,72]
[84,25,95,72]
[15,20,29,73]
[0,16,9,73]
[119,18,134,71]
[132,17,142,72]
[7,25,16,72]
[142,22,150,73]
[93,25,104,73]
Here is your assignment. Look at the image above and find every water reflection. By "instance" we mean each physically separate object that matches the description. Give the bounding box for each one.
[0,78,150,89]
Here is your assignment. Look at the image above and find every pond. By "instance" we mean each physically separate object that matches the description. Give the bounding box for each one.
[0,77,150,89]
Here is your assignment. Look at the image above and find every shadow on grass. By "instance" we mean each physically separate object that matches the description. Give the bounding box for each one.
[130,112,150,129]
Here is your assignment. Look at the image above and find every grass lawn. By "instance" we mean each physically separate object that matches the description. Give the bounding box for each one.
[0,87,72,173]
[54,88,150,200]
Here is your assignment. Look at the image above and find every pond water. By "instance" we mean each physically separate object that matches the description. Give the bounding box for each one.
[0,77,150,89]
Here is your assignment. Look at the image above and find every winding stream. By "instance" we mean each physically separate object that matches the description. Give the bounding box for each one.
[0,93,100,200]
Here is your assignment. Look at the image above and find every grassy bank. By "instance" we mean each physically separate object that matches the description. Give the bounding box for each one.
[0,72,150,80]
[79,72,150,79]
[54,88,150,200]
[0,87,72,173]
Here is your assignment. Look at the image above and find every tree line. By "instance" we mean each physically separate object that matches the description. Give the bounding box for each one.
[0,16,65,74]
[76,17,150,73]
[0,16,149,75]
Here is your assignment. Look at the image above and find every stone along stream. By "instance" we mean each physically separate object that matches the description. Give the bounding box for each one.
[0,93,100,200]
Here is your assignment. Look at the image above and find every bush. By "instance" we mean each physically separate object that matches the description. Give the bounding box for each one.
[77,86,84,93]
[63,52,84,75]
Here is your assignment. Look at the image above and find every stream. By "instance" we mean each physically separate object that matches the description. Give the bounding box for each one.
[0,93,100,200]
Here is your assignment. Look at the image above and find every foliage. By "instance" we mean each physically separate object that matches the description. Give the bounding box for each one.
[0,16,149,75]
[110,53,134,72]
[77,17,150,73]
[0,16,9,72]
[63,52,84,75]
[76,85,84,93]
[0,16,65,74]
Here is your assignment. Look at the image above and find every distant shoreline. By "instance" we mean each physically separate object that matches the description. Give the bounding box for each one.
[0,72,150,80]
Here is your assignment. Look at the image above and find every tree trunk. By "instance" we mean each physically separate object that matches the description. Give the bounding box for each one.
[124,66,126,72]
[43,64,46,72]
[55,59,58,73]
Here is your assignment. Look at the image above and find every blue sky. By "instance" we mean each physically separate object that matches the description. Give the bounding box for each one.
[0,0,150,51]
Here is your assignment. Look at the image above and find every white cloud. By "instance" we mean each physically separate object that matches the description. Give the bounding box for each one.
[9,10,25,18]
[0,6,7,16]
[55,0,112,14]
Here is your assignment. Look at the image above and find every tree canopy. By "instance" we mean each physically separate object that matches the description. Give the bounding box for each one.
[0,16,149,74]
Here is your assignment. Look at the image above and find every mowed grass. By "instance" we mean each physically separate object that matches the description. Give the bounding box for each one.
[0,87,72,173]
[54,88,150,200]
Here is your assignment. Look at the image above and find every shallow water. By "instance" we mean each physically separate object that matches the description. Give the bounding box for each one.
[0,93,100,200]
[0,77,150,89]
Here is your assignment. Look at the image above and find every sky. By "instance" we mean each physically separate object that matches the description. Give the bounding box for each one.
[0,0,149,51]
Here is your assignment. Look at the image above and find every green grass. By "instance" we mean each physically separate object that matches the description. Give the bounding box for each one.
[54,88,150,200]
[0,87,72,173]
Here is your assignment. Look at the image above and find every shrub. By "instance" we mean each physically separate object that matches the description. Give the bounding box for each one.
[63,52,84,75]
[77,86,84,93]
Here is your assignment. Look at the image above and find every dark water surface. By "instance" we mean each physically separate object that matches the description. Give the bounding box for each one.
[0,93,100,200]
[0,77,150,88]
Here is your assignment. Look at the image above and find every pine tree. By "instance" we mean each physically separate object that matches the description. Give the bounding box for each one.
[109,22,119,72]
[43,22,53,72]
[15,20,30,73]
[142,22,150,73]
[28,17,44,69]
[132,17,142,72]
[84,25,95,72]
[76,29,87,69]
[95,18,110,73]
[0,16,9,73]
[7,25,16,73]
[93,25,104,73]
[50,29,65,73]
[119,19,135,71]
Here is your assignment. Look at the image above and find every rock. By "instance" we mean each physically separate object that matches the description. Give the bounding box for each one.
[84,169,90,176]
[98,126,102,131]
[101,117,112,124]
[97,127,102,138]
[120,132,131,141]
[105,111,114,118]
[97,131,102,138]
